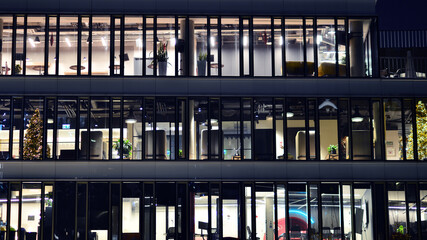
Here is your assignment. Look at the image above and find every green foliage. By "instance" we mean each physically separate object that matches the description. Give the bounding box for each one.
[156,40,169,62]
[328,144,338,154]
[198,52,207,61]
[23,108,50,160]
[406,101,427,160]
[14,64,22,74]
[113,139,133,158]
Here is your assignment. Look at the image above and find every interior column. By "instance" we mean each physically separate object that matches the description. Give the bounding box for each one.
[349,20,365,77]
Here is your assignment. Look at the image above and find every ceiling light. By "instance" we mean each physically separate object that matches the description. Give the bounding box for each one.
[286,112,294,118]
[34,36,41,44]
[243,36,248,47]
[352,107,364,123]
[101,37,107,47]
[210,36,215,47]
[28,38,36,48]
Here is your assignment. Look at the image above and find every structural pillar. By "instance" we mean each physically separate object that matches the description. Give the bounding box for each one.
[349,20,365,77]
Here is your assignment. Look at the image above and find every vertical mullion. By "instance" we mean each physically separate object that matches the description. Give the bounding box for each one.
[40,184,45,240]
[273,183,278,240]
[317,183,323,240]
[207,17,211,76]
[52,98,58,159]
[305,99,310,161]
[175,98,179,159]
[8,97,13,159]
[271,17,275,77]
[19,98,24,159]
[208,183,212,240]
[239,17,243,77]
[272,98,277,159]
[42,97,48,159]
[339,183,345,240]
[185,16,190,76]
[44,15,49,75]
[120,16,125,76]
[251,184,256,240]
[314,99,320,160]
[349,99,354,160]
[218,183,223,240]
[285,183,290,240]
[207,98,211,160]
[345,18,350,77]
[219,98,223,160]
[77,16,82,76]
[23,15,27,75]
[110,16,115,76]
[405,183,410,236]
[109,97,113,160]
[55,16,60,75]
[369,99,374,160]
[249,17,254,77]
[337,98,342,160]
[74,183,79,240]
[218,18,222,77]
[153,16,157,76]
[6,182,11,240]
[303,17,307,77]
[120,98,124,160]
[335,18,339,77]
[401,98,407,160]
[250,98,254,160]
[87,97,91,160]
[17,183,22,240]
[416,183,422,240]
[281,18,286,77]
[175,16,178,76]
[11,15,16,75]
[75,97,80,159]
[306,183,311,239]
[240,99,244,159]
[153,98,157,160]
[412,98,418,161]
[88,16,92,75]
[142,16,147,76]
[351,184,356,240]
[141,97,146,160]
[283,98,288,160]
[313,18,318,77]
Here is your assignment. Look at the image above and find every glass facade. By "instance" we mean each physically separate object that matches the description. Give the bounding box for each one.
[0,15,377,78]
[0,96,424,161]
[0,181,423,240]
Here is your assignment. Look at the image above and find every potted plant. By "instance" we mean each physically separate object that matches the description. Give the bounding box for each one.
[14,64,22,75]
[156,40,169,76]
[113,139,133,159]
[197,52,207,76]
[9,227,16,240]
[327,144,338,155]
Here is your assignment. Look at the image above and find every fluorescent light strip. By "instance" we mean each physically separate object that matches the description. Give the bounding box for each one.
[65,37,71,47]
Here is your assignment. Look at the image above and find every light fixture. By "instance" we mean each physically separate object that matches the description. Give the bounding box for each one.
[318,99,338,110]
[125,109,137,124]
[266,111,273,120]
[65,37,71,47]
[121,53,130,61]
[352,107,364,123]
[266,37,272,45]
[243,36,249,47]
[279,36,283,46]
[286,112,294,118]
[136,38,143,48]
[34,36,41,44]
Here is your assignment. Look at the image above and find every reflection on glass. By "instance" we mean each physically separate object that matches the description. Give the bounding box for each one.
[287,98,306,160]
[372,99,383,160]
[317,19,336,77]
[210,183,220,240]
[285,19,304,77]
[419,183,427,239]
[256,184,275,240]
[254,98,273,160]
[222,183,239,239]
[288,183,308,240]
[320,184,341,240]
[26,16,46,75]
[354,183,373,240]
[155,183,175,240]
[89,183,109,240]
[156,98,176,160]
[189,98,208,160]
[47,16,57,75]
[243,99,252,159]
[221,18,239,76]
[113,18,121,75]
[59,16,78,75]
[0,98,10,159]
[92,16,110,75]
[274,18,283,77]
[243,19,249,76]
[319,98,338,160]
[124,16,143,76]
[192,18,207,77]
[309,184,319,239]
[190,183,209,240]
[305,18,315,76]
[222,99,241,160]
[89,98,109,160]
[342,185,352,240]
[337,19,347,77]
[144,98,154,160]
[254,18,272,76]
[43,184,53,240]
[275,99,285,159]
[81,17,89,75]
[351,100,371,160]
[388,182,407,237]
[123,98,143,160]
[157,17,175,76]
[0,16,13,76]
[277,184,287,240]
[384,98,403,160]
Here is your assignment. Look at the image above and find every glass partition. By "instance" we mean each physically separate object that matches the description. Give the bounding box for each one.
[274,18,283,77]
[320,183,341,240]
[189,98,208,160]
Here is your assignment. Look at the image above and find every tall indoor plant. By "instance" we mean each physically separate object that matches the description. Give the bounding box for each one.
[197,52,207,76]
[156,40,169,76]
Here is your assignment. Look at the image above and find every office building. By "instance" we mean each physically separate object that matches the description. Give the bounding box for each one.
[0,0,425,240]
